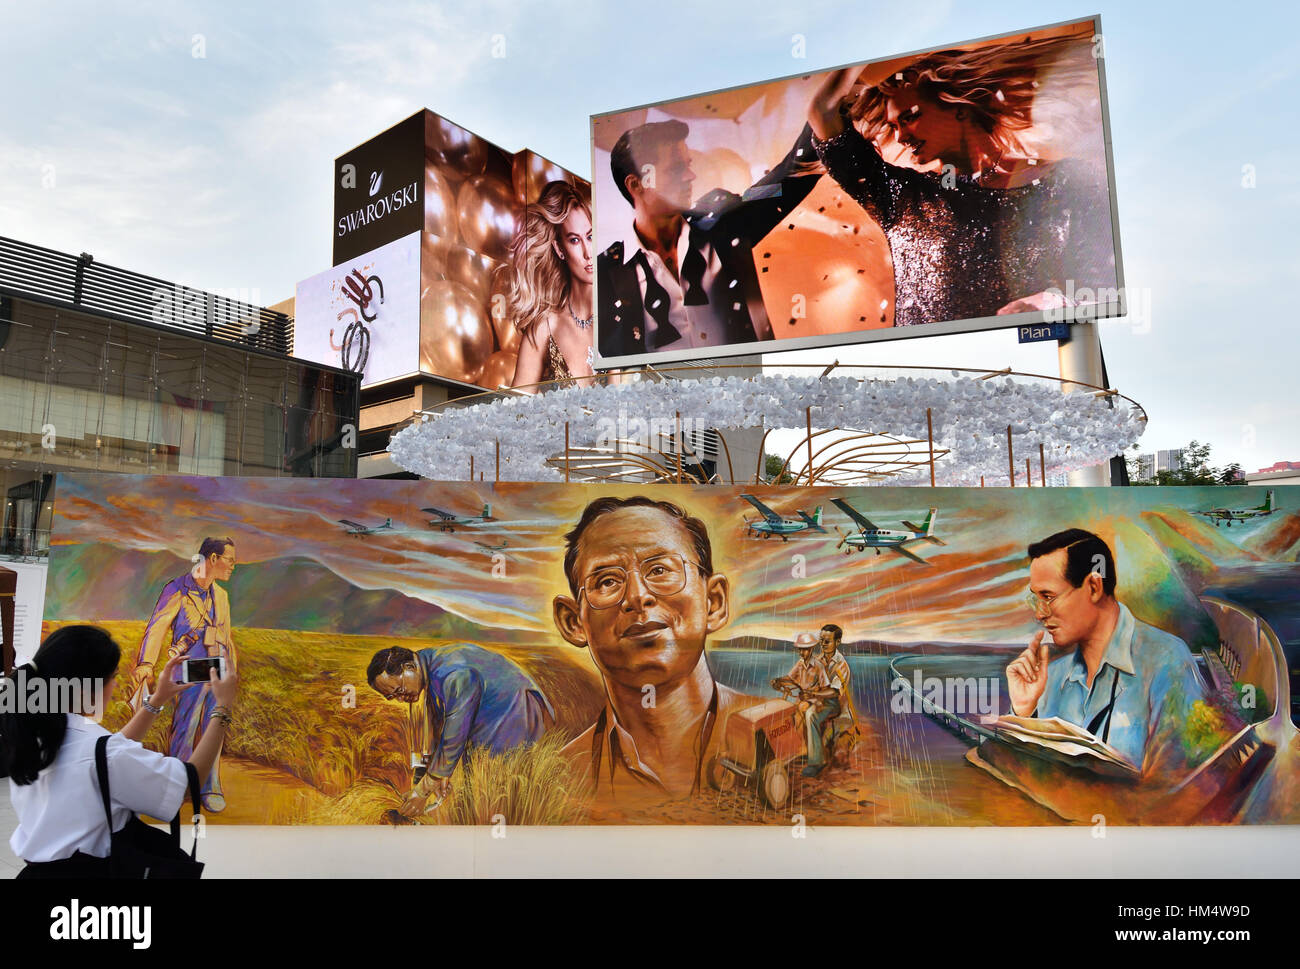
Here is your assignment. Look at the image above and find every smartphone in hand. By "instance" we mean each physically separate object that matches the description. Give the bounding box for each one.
[181,656,227,684]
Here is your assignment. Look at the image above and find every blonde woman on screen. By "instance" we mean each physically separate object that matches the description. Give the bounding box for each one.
[807,33,1116,326]
[508,180,596,391]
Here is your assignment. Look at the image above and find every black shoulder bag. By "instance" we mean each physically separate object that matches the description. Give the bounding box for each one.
[94,735,205,879]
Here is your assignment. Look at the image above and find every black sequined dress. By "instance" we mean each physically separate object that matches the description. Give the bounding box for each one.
[813,125,1117,326]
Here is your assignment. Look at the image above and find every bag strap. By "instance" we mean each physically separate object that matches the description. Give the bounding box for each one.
[94,735,114,830]
[183,762,202,861]
[97,734,203,862]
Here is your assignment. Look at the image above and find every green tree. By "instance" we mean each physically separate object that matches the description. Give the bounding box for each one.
[764,453,794,484]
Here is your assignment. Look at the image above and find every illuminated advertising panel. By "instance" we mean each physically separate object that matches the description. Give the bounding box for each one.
[419,116,592,389]
[333,112,425,265]
[591,16,1123,368]
[294,231,420,388]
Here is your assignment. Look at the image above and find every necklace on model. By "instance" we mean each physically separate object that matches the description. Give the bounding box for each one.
[568,304,593,329]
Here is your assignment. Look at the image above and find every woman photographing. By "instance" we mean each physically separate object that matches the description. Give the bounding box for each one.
[1,624,238,877]
[807,34,1116,327]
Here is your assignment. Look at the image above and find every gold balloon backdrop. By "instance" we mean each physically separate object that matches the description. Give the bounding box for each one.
[419,279,495,384]
[425,114,488,179]
[445,246,499,304]
[423,167,458,239]
[420,233,449,284]
[487,265,519,355]
[474,349,517,390]
[456,175,518,261]
[512,150,576,204]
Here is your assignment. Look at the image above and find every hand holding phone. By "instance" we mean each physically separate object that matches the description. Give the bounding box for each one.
[181,656,227,684]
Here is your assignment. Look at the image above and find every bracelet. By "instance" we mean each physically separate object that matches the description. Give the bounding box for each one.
[209,711,233,727]
[142,695,164,715]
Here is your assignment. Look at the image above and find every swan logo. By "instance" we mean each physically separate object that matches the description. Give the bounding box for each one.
[368,170,382,196]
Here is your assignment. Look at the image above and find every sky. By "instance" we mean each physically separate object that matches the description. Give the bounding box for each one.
[47,474,1288,647]
[1,0,1297,472]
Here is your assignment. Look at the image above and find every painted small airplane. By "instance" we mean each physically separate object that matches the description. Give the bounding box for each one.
[741,494,826,542]
[830,499,945,564]
[1196,490,1277,527]
[338,518,394,538]
[473,540,514,557]
[421,503,496,532]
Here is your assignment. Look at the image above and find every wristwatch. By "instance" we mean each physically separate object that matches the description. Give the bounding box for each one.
[142,691,164,715]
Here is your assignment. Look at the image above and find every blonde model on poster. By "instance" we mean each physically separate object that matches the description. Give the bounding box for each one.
[807,34,1115,326]
[508,180,596,391]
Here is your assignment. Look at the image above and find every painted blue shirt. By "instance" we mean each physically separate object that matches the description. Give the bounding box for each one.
[417,645,554,778]
[1036,602,1207,772]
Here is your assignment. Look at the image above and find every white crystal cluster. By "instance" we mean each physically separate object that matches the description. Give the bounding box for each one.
[388,374,1145,485]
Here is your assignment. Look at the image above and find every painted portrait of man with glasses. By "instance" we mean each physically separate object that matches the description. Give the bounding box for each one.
[551,496,762,804]
[1006,528,1207,773]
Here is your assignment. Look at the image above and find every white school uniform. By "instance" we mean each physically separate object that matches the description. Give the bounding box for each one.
[8,713,188,863]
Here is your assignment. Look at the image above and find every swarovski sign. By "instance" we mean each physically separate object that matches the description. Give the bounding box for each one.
[332,111,425,264]
[335,179,419,241]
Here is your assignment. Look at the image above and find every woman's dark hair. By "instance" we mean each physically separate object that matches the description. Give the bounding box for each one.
[0,625,121,785]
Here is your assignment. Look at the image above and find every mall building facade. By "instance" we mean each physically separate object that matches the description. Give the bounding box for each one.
[0,235,360,559]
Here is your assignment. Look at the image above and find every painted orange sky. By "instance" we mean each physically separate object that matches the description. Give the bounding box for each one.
[48,475,1282,649]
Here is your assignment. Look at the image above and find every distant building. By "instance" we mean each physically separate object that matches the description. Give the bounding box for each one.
[1133,448,1185,482]
[1157,449,1185,474]
[1245,461,1300,487]
[1134,453,1155,481]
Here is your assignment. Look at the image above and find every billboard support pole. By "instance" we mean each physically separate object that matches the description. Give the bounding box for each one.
[1059,321,1109,486]
[927,408,936,487]
[564,423,570,483]
[1040,443,1046,487]
[1026,458,1032,486]
[755,416,766,484]
[1007,426,1015,487]
[676,412,683,483]
[806,407,813,487]
[980,475,985,488]
[495,440,500,483]
[470,454,474,481]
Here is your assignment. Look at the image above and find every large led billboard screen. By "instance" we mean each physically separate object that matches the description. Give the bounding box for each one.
[591,16,1123,368]
[312,111,592,391]
[295,231,421,387]
[420,118,592,390]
